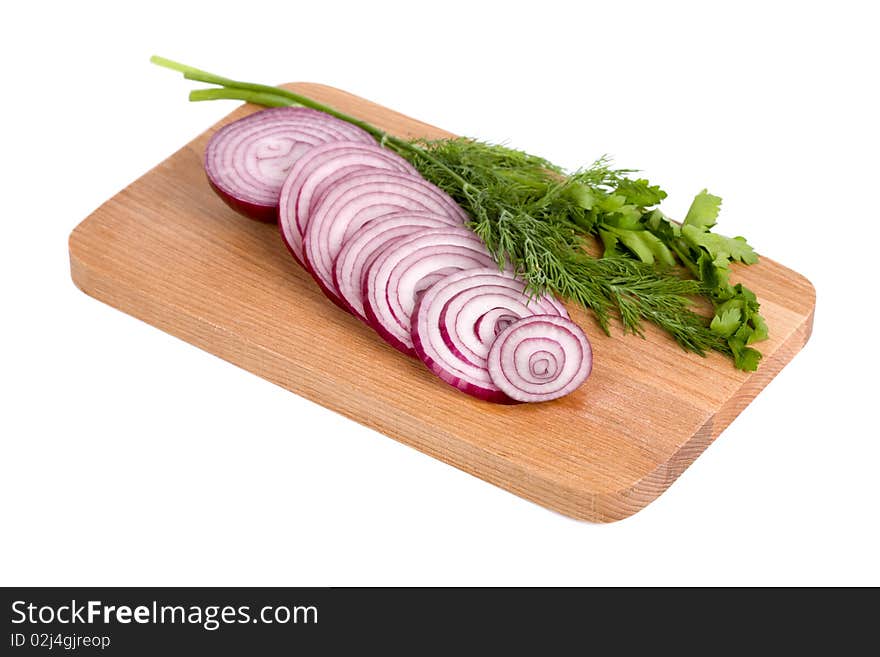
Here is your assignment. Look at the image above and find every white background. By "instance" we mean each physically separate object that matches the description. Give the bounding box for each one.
[2,1,877,586]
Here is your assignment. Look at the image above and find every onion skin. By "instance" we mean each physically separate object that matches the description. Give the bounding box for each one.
[487,315,592,403]
[207,177,279,223]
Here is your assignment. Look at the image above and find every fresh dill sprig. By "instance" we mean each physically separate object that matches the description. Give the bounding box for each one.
[150,56,766,370]
[404,138,727,355]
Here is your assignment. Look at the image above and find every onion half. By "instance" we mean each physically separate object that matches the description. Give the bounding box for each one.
[204,107,373,222]
[487,315,592,402]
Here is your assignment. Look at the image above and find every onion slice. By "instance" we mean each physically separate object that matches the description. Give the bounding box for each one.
[205,107,373,222]
[333,212,458,320]
[303,171,469,304]
[362,228,497,355]
[411,268,567,402]
[487,315,592,402]
[278,142,417,264]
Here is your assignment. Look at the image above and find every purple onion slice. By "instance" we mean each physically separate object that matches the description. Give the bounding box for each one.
[278,142,417,264]
[333,212,458,320]
[411,268,567,402]
[303,171,469,304]
[487,315,592,402]
[362,228,497,355]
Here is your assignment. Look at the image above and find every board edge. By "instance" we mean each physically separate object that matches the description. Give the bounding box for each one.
[590,278,815,522]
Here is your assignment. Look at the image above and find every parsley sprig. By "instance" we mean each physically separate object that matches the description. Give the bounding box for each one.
[151,56,767,370]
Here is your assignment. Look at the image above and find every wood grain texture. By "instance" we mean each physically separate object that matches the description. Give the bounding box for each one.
[68,83,815,522]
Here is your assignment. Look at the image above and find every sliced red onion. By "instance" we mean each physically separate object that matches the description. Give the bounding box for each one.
[305,159,419,233]
[303,171,469,303]
[411,268,567,402]
[333,212,458,320]
[278,142,417,264]
[204,107,373,222]
[234,106,375,143]
[487,315,592,402]
[362,228,497,355]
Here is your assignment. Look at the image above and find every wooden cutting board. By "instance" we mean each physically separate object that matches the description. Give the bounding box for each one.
[68,83,815,522]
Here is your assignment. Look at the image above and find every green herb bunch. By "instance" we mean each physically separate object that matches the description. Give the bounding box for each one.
[151,56,767,370]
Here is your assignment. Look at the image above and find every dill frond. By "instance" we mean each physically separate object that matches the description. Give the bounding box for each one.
[401,138,730,356]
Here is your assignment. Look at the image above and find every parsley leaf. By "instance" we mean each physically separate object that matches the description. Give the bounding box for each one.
[681,225,758,264]
[710,306,742,337]
[684,189,723,230]
[602,226,676,267]
[616,178,667,207]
